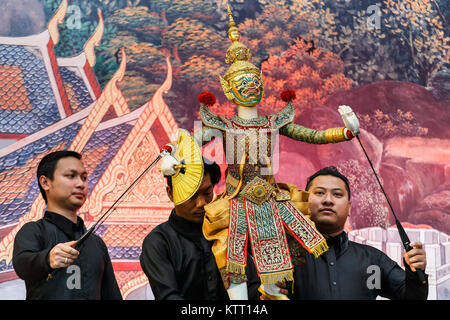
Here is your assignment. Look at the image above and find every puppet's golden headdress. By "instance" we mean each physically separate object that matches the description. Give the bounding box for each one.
[220,6,261,99]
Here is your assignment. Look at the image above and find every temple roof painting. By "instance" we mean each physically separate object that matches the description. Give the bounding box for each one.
[0,0,177,299]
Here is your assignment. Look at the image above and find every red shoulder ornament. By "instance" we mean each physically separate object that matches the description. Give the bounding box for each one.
[280,89,296,102]
[198,91,216,106]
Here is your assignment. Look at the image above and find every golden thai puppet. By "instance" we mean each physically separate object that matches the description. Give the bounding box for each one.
[160,7,360,300]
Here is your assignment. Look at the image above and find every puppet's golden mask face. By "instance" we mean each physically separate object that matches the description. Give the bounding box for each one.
[230,73,263,107]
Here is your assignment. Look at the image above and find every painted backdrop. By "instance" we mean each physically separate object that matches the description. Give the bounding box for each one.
[0,0,449,299]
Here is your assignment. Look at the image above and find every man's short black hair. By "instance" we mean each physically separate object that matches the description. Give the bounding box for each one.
[166,158,221,190]
[305,166,351,199]
[37,150,82,203]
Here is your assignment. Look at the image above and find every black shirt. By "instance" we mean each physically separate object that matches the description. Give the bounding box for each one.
[292,231,428,300]
[12,211,122,300]
[140,210,260,300]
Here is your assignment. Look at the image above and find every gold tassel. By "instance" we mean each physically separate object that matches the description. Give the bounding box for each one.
[226,260,246,275]
[310,239,329,258]
[259,270,294,285]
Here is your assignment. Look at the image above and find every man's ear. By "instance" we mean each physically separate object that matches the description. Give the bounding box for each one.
[39,175,51,191]
[39,175,51,201]
[166,186,173,202]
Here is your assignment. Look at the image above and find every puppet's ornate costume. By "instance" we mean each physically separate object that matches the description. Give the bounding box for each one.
[198,97,351,286]
[176,7,355,291]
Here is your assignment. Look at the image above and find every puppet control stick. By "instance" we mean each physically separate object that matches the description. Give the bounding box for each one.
[355,135,427,284]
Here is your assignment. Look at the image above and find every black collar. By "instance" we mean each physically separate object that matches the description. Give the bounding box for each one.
[168,209,205,246]
[325,231,349,257]
[44,211,86,240]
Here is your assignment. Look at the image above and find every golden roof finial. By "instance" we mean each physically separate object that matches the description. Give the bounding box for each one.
[48,0,67,45]
[104,47,127,105]
[84,9,104,67]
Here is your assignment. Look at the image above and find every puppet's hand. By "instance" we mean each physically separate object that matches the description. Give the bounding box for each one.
[160,143,178,176]
[338,105,360,136]
[160,154,178,176]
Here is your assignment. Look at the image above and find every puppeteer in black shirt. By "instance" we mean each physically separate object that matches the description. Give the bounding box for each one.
[12,211,122,300]
[140,209,261,300]
[292,231,428,300]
